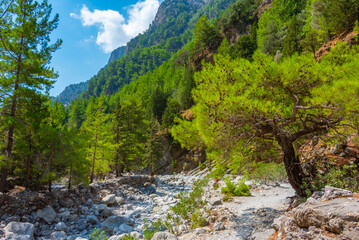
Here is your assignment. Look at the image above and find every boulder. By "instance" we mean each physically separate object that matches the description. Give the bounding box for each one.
[118,224,133,233]
[102,194,116,205]
[209,197,222,206]
[213,222,225,231]
[36,205,57,223]
[55,222,67,232]
[274,194,359,239]
[101,216,134,234]
[322,185,353,200]
[151,231,178,240]
[95,204,107,212]
[4,222,35,240]
[51,231,67,240]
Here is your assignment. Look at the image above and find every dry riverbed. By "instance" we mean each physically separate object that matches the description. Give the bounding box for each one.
[0,170,295,240]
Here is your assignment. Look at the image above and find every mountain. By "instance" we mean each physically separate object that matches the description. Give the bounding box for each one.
[55,81,88,106]
[56,0,236,103]
[107,46,126,64]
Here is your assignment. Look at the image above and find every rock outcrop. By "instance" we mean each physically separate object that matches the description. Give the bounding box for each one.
[273,186,359,239]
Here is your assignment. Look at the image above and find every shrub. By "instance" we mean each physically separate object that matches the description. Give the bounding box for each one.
[89,228,108,240]
[143,219,167,240]
[121,234,140,240]
[190,208,208,229]
[312,164,359,193]
[221,177,251,196]
[251,162,287,184]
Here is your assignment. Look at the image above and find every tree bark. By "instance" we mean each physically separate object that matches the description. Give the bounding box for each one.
[276,135,307,197]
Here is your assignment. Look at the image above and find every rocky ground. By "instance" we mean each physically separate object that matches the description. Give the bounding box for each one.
[1,168,323,240]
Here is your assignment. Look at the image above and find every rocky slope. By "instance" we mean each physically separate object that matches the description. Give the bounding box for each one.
[0,171,295,240]
[273,186,359,240]
[108,46,126,65]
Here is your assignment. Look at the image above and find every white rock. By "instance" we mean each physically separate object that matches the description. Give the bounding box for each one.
[36,205,57,223]
[5,222,35,240]
[55,222,66,231]
[95,204,107,212]
[51,231,67,240]
[118,224,133,233]
[103,194,116,205]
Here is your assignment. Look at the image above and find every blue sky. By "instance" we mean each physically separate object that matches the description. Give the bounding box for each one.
[48,0,162,96]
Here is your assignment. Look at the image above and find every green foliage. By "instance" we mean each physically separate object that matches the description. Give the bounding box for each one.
[312,165,359,193]
[190,208,208,229]
[89,228,108,240]
[162,99,182,127]
[144,120,164,175]
[213,182,219,190]
[171,175,210,220]
[143,219,167,240]
[221,177,251,197]
[120,234,140,240]
[250,162,287,184]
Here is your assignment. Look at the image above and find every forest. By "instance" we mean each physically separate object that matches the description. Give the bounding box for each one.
[1,0,359,198]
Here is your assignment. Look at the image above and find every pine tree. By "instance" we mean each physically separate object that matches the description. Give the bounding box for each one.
[0,0,62,192]
[112,100,146,176]
[81,95,111,183]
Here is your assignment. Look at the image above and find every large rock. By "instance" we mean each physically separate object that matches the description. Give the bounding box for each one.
[4,222,35,240]
[102,216,134,234]
[151,231,178,240]
[36,205,57,223]
[274,191,359,239]
[102,194,116,205]
[322,185,353,200]
[209,197,222,206]
[55,222,67,232]
[51,231,67,240]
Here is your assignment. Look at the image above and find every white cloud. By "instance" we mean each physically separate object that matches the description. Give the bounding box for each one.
[71,0,160,53]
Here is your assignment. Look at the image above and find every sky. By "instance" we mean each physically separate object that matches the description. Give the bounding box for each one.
[48,0,162,96]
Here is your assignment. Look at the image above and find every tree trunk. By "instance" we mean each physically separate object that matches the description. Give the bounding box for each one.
[68,163,73,190]
[90,133,98,183]
[276,136,307,197]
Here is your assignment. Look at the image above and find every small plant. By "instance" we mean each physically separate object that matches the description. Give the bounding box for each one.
[190,208,208,229]
[89,228,108,240]
[120,234,140,240]
[213,182,219,190]
[143,219,167,240]
[222,195,233,202]
[221,177,251,196]
[354,20,359,32]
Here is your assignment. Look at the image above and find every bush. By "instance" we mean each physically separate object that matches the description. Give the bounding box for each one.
[251,162,287,184]
[89,228,108,240]
[143,219,167,240]
[121,234,140,240]
[312,164,359,193]
[221,177,251,196]
[190,208,208,229]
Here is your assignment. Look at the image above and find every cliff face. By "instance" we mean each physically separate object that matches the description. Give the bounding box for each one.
[153,0,206,27]
[107,46,126,65]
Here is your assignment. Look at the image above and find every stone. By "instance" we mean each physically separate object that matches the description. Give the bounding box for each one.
[55,222,67,232]
[95,204,107,212]
[213,222,225,231]
[51,231,67,240]
[128,210,141,219]
[103,194,116,205]
[36,206,57,223]
[209,197,222,206]
[102,208,113,217]
[101,216,134,234]
[115,197,125,205]
[4,217,20,226]
[75,238,88,240]
[118,224,133,233]
[4,222,35,240]
[322,186,353,200]
[151,231,178,240]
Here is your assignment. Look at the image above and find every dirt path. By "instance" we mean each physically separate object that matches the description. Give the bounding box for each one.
[179,182,295,240]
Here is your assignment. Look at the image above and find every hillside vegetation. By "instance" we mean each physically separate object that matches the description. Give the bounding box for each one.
[1,0,359,198]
